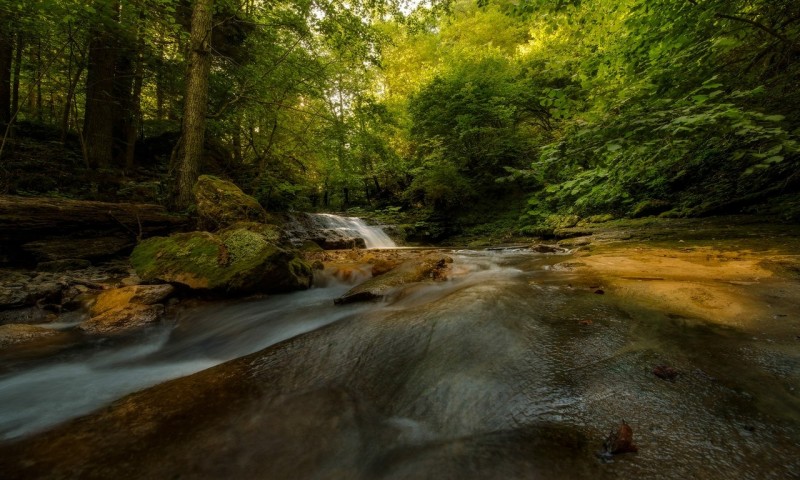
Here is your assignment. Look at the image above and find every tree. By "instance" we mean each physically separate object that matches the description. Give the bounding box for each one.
[83,0,120,168]
[172,0,213,208]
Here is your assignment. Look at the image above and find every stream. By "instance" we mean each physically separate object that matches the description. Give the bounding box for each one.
[1,246,799,478]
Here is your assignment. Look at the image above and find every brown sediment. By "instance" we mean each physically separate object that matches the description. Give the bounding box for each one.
[566,245,799,327]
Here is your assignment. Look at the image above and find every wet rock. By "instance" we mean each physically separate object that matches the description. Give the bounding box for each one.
[600,421,638,458]
[79,304,165,336]
[90,285,175,317]
[367,257,402,276]
[193,175,268,231]
[652,364,679,381]
[0,324,64,349]
[0,276,65,310]
[530,244,568,254]
[0,285,29,310]
[334,255,452,304]
[130,228,312,294]
[0,307,51,325]
[311,232,367,250]
[36,259,92,272]
[558,236,592,248]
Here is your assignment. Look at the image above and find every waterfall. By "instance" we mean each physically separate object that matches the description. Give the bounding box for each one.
[308,213,397,249]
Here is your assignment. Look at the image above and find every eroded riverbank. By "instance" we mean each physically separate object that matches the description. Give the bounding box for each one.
[1,217,799,479]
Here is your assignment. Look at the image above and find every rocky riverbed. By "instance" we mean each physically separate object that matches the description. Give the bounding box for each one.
[0,216,799,479]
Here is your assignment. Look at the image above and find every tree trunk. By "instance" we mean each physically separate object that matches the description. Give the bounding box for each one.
[0,28,12,124]
[124,53,144,171]
[83,10,118,169]
[172,0,213,208]
[11,31,22,117]
[113,46,134,167]
[35,39,42,122]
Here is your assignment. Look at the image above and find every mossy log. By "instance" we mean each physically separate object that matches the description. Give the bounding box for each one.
[0,195,187,265]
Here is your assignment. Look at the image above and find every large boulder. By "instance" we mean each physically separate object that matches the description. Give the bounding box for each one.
[193,175,268,231]
[130,228,312,294]
[78,284,175,336]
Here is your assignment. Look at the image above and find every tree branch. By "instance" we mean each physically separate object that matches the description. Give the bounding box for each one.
[715,13,790,44]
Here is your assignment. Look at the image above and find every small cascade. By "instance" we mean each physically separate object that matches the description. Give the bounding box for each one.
[283,213,397,249]
[308,213,397,249]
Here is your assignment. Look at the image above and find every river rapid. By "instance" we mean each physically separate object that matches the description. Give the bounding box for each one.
[1,245,799,479]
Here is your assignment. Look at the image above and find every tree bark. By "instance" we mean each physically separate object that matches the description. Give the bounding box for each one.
[125,52,144,171]
[172,0,213,208]
[83,5,118,169]
[0,28,13,124]
[11,31,21,117]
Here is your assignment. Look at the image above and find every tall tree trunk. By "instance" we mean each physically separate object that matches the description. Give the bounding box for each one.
[83,0,119,169]
[113,47,134,167]
[11,31,22,117]
[125,53,144,171]
[0,28,13,124]
[35,39,42,122]
[172,0,213,208]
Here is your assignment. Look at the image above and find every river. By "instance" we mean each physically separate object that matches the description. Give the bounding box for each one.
[0,246,799,479]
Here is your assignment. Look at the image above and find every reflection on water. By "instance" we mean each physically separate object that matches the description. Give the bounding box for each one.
[1,249,799,479]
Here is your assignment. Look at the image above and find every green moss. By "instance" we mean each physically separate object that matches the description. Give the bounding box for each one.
[130,228,311,293]
[586,214,615,223]
[193,175,267,231]
[131,232,223,285]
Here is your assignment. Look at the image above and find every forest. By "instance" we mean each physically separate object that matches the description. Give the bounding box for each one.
[2,1,800,478]
[1,0,798,237]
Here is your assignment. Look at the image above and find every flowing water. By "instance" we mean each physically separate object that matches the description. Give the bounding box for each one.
[308,213,397,248]
[1,248,799,479]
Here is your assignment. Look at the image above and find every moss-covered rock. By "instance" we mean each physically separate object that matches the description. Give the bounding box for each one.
[130,228,312,294]
[193,175,268,231]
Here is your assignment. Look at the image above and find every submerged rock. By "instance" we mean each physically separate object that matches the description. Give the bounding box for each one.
[130,228,312,294]
[0,324,64,349]
[193,175,268,231]
[334,255,452,304]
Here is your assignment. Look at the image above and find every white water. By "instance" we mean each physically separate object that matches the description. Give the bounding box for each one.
[309,213,397,249]
[0,279,372,440]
